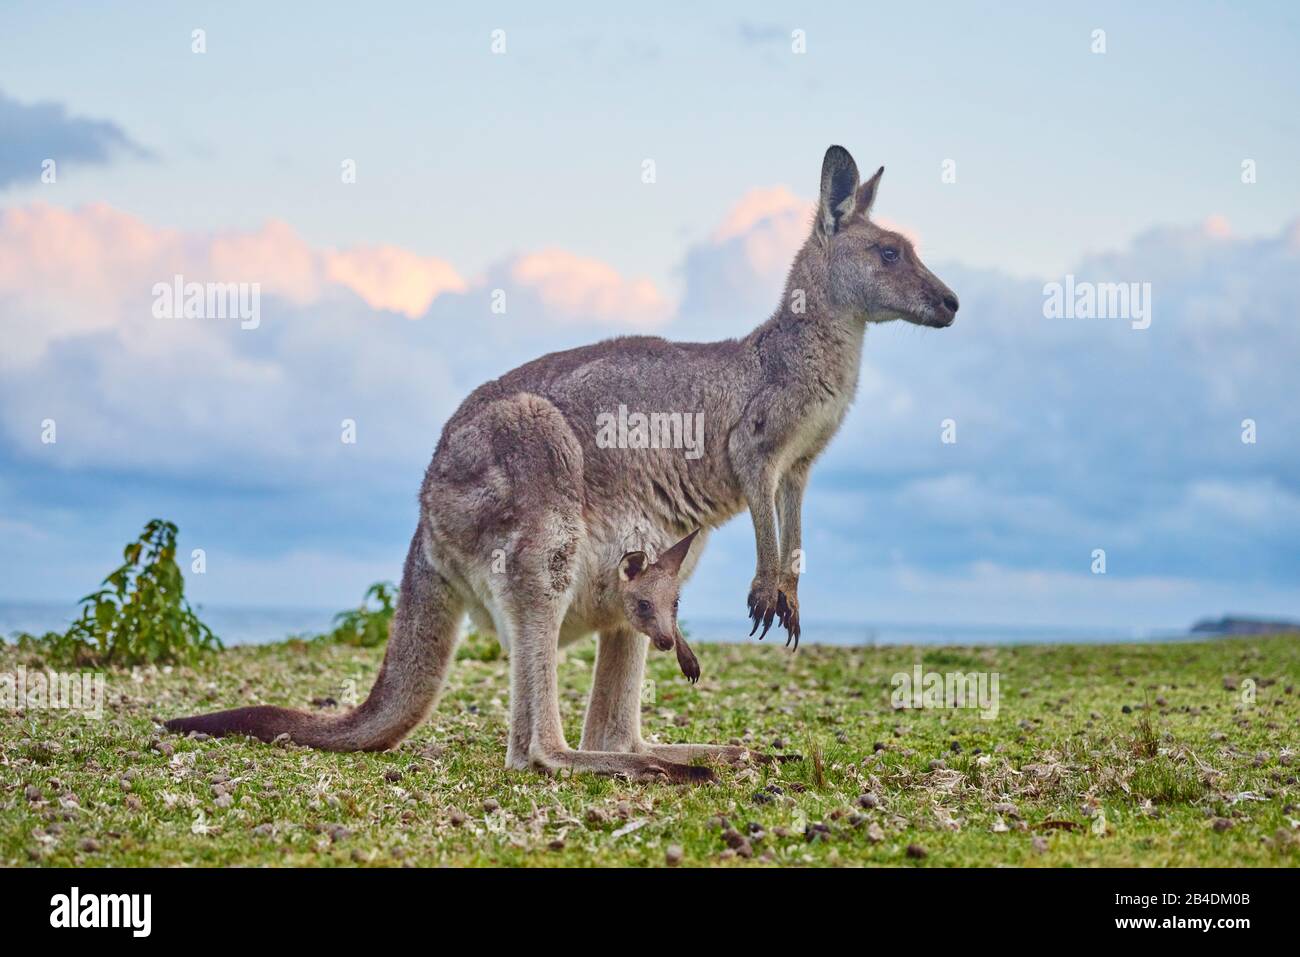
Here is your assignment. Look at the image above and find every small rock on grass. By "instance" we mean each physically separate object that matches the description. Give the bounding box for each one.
[79,838,101,853]
[722,828,754,857]
[804,823,831,843]
[905,843,927,859]
[482,798,500,813]
[866,822,885,843]
[858,792,880,809]
[448,807,468,827]
[1032,836,1049,854]
[548,838,565,851]
[1212,817,1234,832]
[665,844,684,866]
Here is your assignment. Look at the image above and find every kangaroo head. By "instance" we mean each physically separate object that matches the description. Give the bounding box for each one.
[814,145,959,328]
[616,529,700,653]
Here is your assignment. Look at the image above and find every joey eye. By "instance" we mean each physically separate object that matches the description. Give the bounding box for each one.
[880,246,900,264]
[637,600,652,617]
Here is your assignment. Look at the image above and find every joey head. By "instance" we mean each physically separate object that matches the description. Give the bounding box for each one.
[617,529,701,683]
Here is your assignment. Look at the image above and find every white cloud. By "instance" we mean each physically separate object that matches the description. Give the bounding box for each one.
[0,203,672,479]
[3,193,1298,627]
[498,248,670,327]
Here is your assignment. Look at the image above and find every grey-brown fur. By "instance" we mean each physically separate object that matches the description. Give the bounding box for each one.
[167,146,958,783]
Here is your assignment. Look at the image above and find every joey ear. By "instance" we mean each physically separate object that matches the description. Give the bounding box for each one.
[855,165,884,219]
[655,528,700,577]
[819,145,860,237]
[618,551,649,583]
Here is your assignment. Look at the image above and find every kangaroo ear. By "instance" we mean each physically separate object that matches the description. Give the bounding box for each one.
[655,528,700,577]
[856,165,884,219]
[618,551,649,583]
[819,145,860,237]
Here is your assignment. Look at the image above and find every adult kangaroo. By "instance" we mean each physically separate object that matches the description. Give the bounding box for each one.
[167,145,959,782]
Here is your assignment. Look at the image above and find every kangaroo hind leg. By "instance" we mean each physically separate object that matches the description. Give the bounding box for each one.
[579,628,744,771]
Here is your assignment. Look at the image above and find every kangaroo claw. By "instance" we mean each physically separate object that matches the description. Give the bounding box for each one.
[776,590,800,650]
[747,584,779,639]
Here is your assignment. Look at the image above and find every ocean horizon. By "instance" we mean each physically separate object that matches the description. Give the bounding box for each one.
[0,600,1199,648]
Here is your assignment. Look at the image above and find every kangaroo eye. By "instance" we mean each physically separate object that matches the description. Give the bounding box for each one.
[880,246,900,264]
[637,600,652,617]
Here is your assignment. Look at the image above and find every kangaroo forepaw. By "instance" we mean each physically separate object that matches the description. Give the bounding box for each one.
[747,581,779,640]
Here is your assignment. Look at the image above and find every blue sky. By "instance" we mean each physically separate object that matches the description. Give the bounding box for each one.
[1,1,1298,632]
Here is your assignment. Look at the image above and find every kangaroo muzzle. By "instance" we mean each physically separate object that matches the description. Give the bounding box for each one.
[650,633,675,652]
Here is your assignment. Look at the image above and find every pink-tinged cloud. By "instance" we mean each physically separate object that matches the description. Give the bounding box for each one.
[0,203,674,356]
[710,185,809,244]
[205,219,323,304]
[503,248,670,327]
[0,204,463,321]
[324,245,467,318]
[676,185,925,337]
[1201,214,1232,239]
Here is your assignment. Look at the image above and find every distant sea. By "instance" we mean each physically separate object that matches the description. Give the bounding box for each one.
[0,601,1198,647]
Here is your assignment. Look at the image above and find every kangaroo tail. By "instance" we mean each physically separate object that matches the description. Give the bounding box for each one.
[166,527,463,752]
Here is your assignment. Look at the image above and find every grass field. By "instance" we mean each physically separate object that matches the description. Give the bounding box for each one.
[2,632,1297,867]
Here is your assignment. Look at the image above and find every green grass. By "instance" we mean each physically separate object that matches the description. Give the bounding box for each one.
[2,633,1298,867]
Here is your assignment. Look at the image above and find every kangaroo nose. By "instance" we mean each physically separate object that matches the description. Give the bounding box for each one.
[942,294,959,313]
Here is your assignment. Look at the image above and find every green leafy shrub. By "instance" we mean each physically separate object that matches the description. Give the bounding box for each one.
[321,581,396,647]
[318,580,502,659]
[15,519,220,667]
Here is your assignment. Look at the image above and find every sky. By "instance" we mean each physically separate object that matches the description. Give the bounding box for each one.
[1,1,1298,633]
